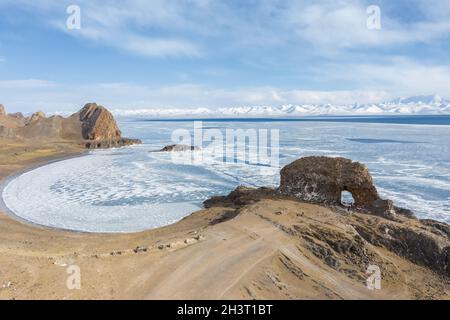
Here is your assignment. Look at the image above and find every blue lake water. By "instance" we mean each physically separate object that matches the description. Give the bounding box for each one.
[3,116,450,232]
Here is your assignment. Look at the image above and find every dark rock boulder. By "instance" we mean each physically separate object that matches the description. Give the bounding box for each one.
[157,144,200,152]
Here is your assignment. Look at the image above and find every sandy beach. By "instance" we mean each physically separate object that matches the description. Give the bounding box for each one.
[0,138,449,300]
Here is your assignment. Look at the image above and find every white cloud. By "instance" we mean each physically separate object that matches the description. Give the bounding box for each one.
[2,72,449,114]
[125,36,201,58]
[5,0,450,57]
[0,80,394,113]
[6,0,204,58]
[77,0,222,57]
[280,0,450,51]
[52,20,202,57]
[317,57,450,97]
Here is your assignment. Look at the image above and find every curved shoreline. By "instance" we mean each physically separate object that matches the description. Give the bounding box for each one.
[0,152,95,234]
[0,149,202,235]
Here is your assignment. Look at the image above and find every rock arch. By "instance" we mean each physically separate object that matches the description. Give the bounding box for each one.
[278,156,395,218]
[341,190,355,206]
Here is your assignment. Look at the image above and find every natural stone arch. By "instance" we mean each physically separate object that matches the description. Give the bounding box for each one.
[278,156,395,218]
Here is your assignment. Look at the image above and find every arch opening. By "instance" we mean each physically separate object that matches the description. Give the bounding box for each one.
[341,190,355,207]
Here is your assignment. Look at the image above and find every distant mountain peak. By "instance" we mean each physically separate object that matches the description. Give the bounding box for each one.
[112,94,450,118]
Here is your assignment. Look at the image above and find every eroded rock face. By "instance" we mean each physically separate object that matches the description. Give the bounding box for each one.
[79,103,122,141]
[278,157,395,218]
[354,222,450,277]
[77,103,142,149]
[0,104,5,116]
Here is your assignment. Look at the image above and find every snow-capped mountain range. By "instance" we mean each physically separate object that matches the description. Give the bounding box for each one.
[113,95,450,118]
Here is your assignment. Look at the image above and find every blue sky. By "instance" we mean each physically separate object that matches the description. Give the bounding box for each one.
[0,0,449,112]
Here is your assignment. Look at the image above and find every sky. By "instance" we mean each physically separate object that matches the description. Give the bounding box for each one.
[0,0,449,113]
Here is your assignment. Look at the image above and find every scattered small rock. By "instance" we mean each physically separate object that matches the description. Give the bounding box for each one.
[184,238,196,245]
[155,144,201,152]
[133,246,148,253]
[194,235,205,241]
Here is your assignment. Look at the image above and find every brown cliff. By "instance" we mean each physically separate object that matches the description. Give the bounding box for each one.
[0,103,141,149]
[79,103,122,141]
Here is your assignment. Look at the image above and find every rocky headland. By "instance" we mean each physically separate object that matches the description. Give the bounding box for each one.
[205,156,450,281]
[0,103,141,149]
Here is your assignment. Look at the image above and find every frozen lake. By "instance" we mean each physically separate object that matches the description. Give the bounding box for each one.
[3,116,450,232]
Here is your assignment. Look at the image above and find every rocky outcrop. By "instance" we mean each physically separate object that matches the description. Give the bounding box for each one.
[79,103,122,141]
[76,103,141,149]
[157,144,201,152]
[0,102,141,149]
[278,157,395,218]
[26,111,46,125]
[353,221,450,277]
[0,106,27,129]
